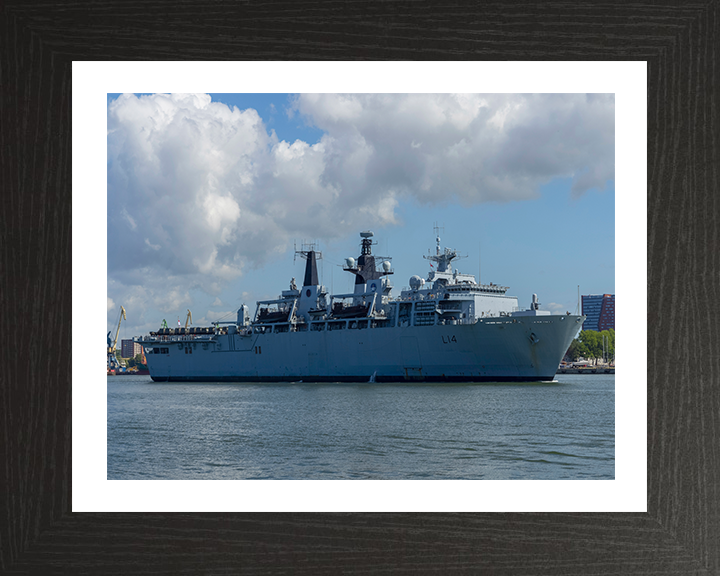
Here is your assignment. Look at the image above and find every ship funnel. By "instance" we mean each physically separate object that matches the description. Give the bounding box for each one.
[303,251,319,286]
[295,242,322,287]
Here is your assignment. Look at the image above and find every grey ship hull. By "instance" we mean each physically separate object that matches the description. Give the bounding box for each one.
[143,315,583,383]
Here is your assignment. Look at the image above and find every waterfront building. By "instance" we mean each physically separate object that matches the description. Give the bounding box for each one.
[581,294,615,331]
[121,339,143,359]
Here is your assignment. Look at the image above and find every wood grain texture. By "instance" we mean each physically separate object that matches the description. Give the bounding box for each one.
[1,1,718,574]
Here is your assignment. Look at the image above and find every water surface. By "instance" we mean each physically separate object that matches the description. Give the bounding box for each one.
[107,374,614,480]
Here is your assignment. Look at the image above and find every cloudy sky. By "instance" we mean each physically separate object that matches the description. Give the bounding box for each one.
[107,93,614,342]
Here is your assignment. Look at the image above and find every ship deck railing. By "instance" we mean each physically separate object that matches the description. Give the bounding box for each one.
[136,334,217,343]
[253,316,393,334]
[139,312,491,343]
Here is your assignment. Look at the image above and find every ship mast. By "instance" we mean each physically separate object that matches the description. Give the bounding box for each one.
[424,223,463,273]
[342,231,393,287]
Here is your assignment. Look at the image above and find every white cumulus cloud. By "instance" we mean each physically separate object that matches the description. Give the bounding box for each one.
[293,93,614,205]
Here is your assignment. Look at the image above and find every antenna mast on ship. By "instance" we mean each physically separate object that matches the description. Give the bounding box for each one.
[434,222,444,255]
[342,231,394,287]
[424,223,464,273]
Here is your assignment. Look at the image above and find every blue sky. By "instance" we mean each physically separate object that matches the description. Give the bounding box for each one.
[107,93,614,341]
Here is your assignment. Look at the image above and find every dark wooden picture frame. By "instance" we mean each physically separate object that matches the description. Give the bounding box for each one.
[2,2,717,574]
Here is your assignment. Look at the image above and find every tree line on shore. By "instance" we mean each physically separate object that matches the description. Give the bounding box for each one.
[565,329,615,363]
[114,351,148,370]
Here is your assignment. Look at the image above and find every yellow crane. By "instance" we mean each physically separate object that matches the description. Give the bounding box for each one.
[107,305,126,374]
[184,309,192,329]
[109,306,126,354]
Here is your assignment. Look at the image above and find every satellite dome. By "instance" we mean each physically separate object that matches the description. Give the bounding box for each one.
[409,275,425,290]
[345,257,356,268]
[382,260,392,272]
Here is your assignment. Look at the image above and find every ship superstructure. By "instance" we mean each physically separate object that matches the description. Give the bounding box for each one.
[136,231,584,382]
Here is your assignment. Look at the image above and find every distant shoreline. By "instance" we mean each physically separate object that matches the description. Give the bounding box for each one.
[557,367,615,374]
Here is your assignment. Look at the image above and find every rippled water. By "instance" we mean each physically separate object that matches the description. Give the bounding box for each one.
[107,374,614,480]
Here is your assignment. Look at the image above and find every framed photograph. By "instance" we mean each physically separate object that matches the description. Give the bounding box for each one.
[3,3,717,574]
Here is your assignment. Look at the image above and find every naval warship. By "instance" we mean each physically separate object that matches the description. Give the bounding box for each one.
[136,231,585,382]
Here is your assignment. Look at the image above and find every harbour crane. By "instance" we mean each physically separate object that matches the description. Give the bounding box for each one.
[184,309,192,329]
[107,306,126,374]
[110,306,126,353]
